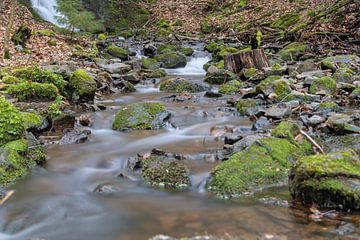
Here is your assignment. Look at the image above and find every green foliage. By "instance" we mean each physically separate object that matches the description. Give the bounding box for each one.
[309,76,337,95]
[256,30,263,48]
[278,42,307,60]
[12,67,67,92]
[201,18,212,34]
[219,80,243,94]
[98,33,106,41]
[2,76,21,84]
[0,97,25,146]
[180,48,194,56]
[11,24,31,47]
[6,82,59,101]
[47,97,64,120]
[21,112,42,129]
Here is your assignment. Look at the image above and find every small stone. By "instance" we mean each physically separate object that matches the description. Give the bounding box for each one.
[265,103,292,119]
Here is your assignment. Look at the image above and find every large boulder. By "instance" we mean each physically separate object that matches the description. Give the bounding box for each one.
[112,102,170,131]
[159,78,204,93]
[290,150,360,210]
[69,69,97,102]
[155,51,187,69]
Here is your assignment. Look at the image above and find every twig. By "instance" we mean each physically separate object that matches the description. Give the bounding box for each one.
[0,190,15,205]
[300,130,325,154]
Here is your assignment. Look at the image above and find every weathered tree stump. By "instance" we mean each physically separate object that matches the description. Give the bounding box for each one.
[224,49,270,74]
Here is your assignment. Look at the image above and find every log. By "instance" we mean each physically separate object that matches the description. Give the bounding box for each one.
[224,49,270,74]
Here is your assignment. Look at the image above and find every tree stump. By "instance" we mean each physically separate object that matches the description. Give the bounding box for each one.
[224,49,270,74]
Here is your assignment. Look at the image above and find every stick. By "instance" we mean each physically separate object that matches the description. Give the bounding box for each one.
[300,130,325,154]
[0,190,15,205]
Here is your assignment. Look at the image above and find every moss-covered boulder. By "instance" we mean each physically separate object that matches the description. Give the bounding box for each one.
[155,51,187,69]
[255,76,291,100]
[112,102,169,131]
[209,137,310,198]
[278,42,307,61]
[141,58,160,70]
[107,45,129,60]
[159,78,204,93]
[12,67,67,92]
[290,150,360,210]
[21,112,42,130]
[142,155,190,189]
[156,43,179,54]
[6,82,59,101]
[309,77,337,95]
[318,101,339,111]
[321,55,360,71]
[180,48,194,56]
[219,80,243,94]
[69,69,97,101]
[235,99,258,115]
[213,47,238,61]
[0,97,25,146]
[204,69,237,84]
[350,88,360,100]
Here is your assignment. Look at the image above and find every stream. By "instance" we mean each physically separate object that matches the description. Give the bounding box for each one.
[0,50,359,240]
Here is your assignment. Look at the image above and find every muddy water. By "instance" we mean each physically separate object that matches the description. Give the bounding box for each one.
[0,52,359,240]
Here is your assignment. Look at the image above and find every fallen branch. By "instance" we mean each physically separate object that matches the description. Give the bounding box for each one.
[300,130,325,154]
[0,190,15,205]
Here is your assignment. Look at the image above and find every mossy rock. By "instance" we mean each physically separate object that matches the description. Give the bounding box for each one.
[209,137,309,198]
[321,55,360,71]
[11,24,31,47]
[235,98,257,115]
[309,76,337,95]
[142,156,190,189]
[69,69,97,102]
[242,68,262,80]
[0,97,25,146]
[255,76,291,100]
[204,69,237,85]
[204,41,223,53]
[12,67,67,92]
[324,134,360,155]
[318,101,339,111]
[141,58,160,70]
[270,13,300,29]
[290,149,360,210]
[155,51,187,69]
[180,48,194,56]
[159,78,204,93]
[141,69,167,78]
[219,80,243,94]
[350,88,360,99]
[332,68,355,83]
[107,45,129,60]
[213,47,238,61]
[278,42,307,61]
[156,43,179,54]
[112,102,169,131]
[6,82,59,101]
[21,112,42,129]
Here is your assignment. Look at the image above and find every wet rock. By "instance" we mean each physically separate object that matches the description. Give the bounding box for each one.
[204,91,222,98]
[101,63,132,74]
[265,103,292,119]
[155,51,187,69]
[252,116,271,131]
[142,57,161,70]
[235,99,258,115]
[290,149,360,210]
[159,78,204,93]
[59,129,91,145]
[107,45,129,60]
[143,43,157,57]
[304,115,326,127]
[258,197,290,208]
[113,80,136,93]
[232,134,267,152]
[204,69,237,85]
[112,102,170,131]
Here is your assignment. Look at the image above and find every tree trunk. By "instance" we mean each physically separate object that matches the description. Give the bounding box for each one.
[224,49,270,74]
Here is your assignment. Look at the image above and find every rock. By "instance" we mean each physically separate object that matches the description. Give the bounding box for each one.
[235,99,258,115]
[69,69,97,102]
[336,222,356,236]
[121,71,141,83]
[324,134,360,155]
[309,77,337,95]
[142,58,160,70]
[107,45,129,60]
[77,114,92,127]
[112,102,170,131]
[252,116,271,131]
[255,76,291,100]
[101,63,132,74]
[326,113,353,132]
[204,69,237,84]
[333,68,355,83]
[305,115,326,126]
[232,134,267,152]
[143,44,157,57]
[218,80,243,94]
[265,103,292,119]
[289,149,360,210]
[295,59,318,73]
[350,88,360,100]
[204,91,222,98]
[278,42,307,61]
[242,68,265,80]
[209,135,311,197]
[321,55,360,71]
[263,65,287,77]
[141,69,167,79]
[159,78,204,93]
[207,65,219,74]
[59,129,91,145]
[113,80,136,93]
[155,51,187,69]
[318,101,340,112]
[180,47,194,56]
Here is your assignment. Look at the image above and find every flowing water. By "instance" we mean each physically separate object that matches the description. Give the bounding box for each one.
[0,52,359,240]
[30,0,64,27]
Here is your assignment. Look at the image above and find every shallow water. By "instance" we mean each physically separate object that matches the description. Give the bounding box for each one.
[0,54,359,240]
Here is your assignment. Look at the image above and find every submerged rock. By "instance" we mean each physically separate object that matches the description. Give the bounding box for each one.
[289,149,360,210]
[112,102,170,131]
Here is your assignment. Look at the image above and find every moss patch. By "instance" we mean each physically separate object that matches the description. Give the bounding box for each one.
[204,70,237,84]
[6,82,59,101]
[69,69,97,101]
[309,76,337,95]
[270,13,300,29]
[21,112,42,129]
[155,51,187,69]
[278,42,307,61]
[235,98,257,115]
[107,45,129,60]
[159,78,204,93]
[219,80,243,94]
[141,58,160,70]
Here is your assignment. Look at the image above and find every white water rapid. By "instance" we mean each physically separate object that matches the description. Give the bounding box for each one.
[30,0,64,27]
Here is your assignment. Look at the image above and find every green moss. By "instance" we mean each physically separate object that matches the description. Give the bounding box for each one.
[156,43,179,54]
[47,39,57,47]
[214,47,238,61]
[256,75,290,99]
[320,61,336,72]
[319,101,339,110]
[270,13,300,29]
[272,121,300,140]
[180,48,194,56]
[204,41,223,53]
[107,45,129,59]
[201,18,212,34]
[2,76,21,84]
[21,112,42,129]
[142,156,190,189]
[159,78,204,93]
[11,24,31,47]
[112,102,167,131]
[235,99,257,115]
[243,68,258,79]
[0,97,25,146]
[273,80,292,100]
[34,29,55,37]
[98,33,106,41]
[309,76,337,95]
[69,69,97,101]
[204,70,237,84]
[141,69,167,78]
[321,55,360,70]
[333,68,355,83]
[141,58,160,70]
[155,51,187,69]
[271,63,282,71]
[13,67,67,92]
[219,80,243,94]
[278,42,307,61]
[7,82,59,101]
[209,137,308,197]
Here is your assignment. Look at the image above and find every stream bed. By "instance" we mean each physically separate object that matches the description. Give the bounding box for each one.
[0,52,359,240]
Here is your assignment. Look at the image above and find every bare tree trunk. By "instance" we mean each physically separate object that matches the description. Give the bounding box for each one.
[224,49,270,73]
